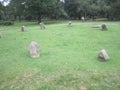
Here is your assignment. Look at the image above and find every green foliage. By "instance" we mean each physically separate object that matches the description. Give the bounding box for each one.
[0,2,4,20]
[1,0,120,22]
[110,0,120,20]
[64,0,111,19]
[0,21,120,90]
[25,0,65,22]
[0,21,14,26]
[8,0,26,21]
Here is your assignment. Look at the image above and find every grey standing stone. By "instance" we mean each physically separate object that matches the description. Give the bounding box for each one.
[21,26,26,32]
[81,16,85,22]
[101,24,107,30]
[98,49,110,60]
[68,21,72,27]
[30,41,40,58]
[40,22,45,30]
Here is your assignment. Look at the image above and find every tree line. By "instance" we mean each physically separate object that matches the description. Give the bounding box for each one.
[0,0,120,23]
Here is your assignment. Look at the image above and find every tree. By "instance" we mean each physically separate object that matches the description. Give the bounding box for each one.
[64,0,82,19]
[0,1,7,20]
[0,2,4,20]
[109,0,120,20]
[25,0,64,23]
[8,0,26,21]
[1,0,120,21]
[64,0,111,20]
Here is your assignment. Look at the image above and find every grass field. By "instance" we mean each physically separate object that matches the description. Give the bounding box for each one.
[0,21,120,90]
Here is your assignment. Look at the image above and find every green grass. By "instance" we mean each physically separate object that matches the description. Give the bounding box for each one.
[0,21,120,90]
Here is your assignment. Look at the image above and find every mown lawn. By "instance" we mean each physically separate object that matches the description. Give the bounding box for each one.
[0,21,120,90]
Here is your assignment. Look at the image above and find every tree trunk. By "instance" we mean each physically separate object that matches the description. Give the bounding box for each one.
[78,16,81,20]
[92,16,95,21]
[18,15,21,22]
[38,15,41,24]
[14,15,17,20]
[84,11,87,18]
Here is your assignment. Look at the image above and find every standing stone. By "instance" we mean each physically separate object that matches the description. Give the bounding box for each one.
[30,41,40,58]
[81,16,85,22]
[21,26,26,32]
[101,24,107,30]
[40,22,45,30]
[98,49,110,60]
[0,33,3,38]
[68,21,72,27]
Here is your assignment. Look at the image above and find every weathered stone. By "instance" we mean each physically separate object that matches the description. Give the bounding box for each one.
[81,16,85,22]
[30,41,40,58]
[101,24,107,30]
[98,49,110,60]
[68,21,72,27]
[21,26,26,32]
[40,22,45,30]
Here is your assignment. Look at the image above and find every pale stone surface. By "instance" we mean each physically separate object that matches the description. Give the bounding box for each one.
[98,49,110,60]
[21,26,26,32]
[81,16,85,22]
[30,41,40,58]
[101,24,107,30]
[40,22,45,30]
[68,21,72,27]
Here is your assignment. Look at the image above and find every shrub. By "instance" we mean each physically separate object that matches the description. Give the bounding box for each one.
[0,21,3,25]
[25,15,34,21]
[0,21,14,26]
[3,21,14,26]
